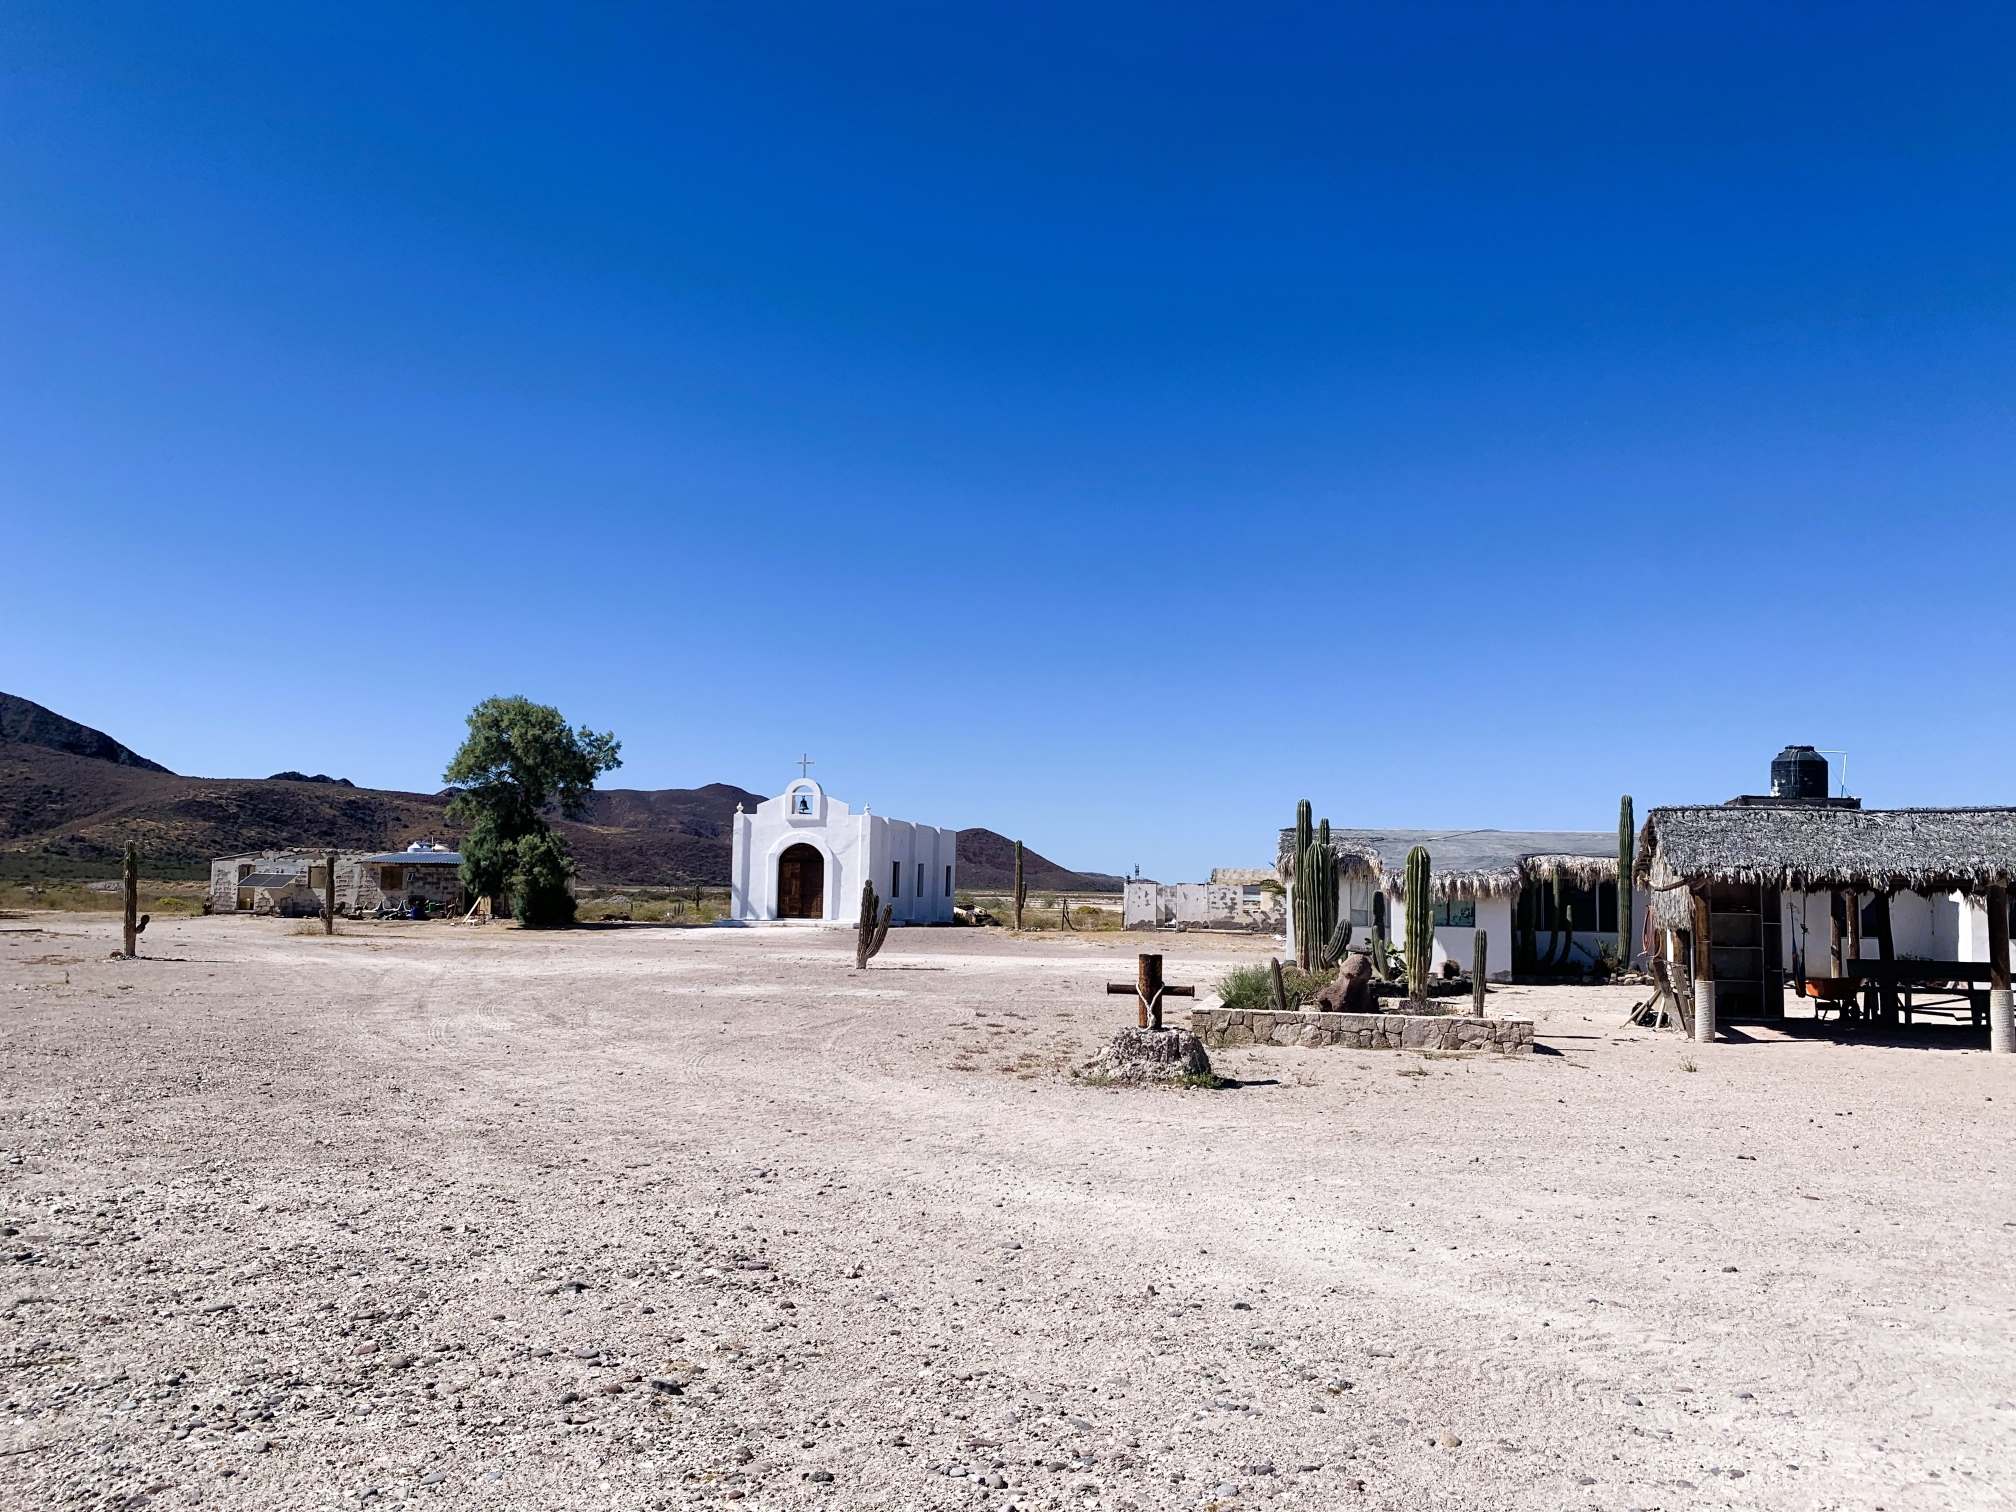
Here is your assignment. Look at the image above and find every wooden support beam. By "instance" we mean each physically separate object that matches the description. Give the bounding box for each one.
[1870,889,1897,1021]
[1988,883,2011,994]
[1690,890,1715,982]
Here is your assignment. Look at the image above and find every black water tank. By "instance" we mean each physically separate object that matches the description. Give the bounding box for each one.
[1770,745,1829,799]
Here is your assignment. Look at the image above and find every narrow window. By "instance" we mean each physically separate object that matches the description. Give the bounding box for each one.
[891,862,901,898]
[945,865,952,897]
[917,863,924,898]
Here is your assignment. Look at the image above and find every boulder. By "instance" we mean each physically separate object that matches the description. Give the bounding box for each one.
[1080,1028,1215,1085]
[1312,951,1375,1013]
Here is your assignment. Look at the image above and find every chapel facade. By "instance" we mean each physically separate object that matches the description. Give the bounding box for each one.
[728,779,957,927]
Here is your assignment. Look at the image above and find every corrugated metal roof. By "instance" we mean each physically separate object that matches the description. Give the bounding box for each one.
[359,852,462,866]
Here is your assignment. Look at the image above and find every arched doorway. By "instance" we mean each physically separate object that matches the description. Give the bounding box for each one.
[777,843,824,919]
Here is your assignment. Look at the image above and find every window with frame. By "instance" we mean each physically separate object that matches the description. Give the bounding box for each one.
[1430,899,1477,928]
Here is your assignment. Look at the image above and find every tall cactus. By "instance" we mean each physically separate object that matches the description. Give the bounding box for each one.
[1292,800,1314,967]
[1404,845,1433,1004]
[1370,891,1389,979]
[1617,794,1635,969]
[1472,929,1488,1014]
[856,881,892,969]
[1013,840,1026,931]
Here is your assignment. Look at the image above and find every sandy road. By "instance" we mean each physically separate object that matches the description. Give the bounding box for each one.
[0,914,2012,1512]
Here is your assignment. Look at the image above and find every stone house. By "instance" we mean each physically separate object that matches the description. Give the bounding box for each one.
[210,841,466,916]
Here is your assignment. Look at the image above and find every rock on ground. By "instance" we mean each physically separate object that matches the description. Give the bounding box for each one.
[1079,1027,1213,1084]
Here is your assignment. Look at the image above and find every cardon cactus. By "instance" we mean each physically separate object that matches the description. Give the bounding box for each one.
[856,882,892,969]
[1013,840,1026,931]
[1292,800,1315,967]
[1404,845,1433,1003]
[1617,795,1635,969]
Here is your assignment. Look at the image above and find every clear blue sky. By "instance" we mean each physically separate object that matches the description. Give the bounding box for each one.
[5,4,2015,878]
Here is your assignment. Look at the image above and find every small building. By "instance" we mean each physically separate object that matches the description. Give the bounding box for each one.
[729,778,955,927]
[1124,868,1284,931]
[210,841,466,916]
[1636,748,2016,1036]
[212,850,363,916]
[1279,827,1632,979]
[354,843,466,914]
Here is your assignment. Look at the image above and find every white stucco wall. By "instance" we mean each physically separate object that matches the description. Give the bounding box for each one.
[729,780,955,927]
[1780,888,2001,970]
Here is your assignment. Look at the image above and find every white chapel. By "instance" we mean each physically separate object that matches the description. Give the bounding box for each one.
[729,778,957,927]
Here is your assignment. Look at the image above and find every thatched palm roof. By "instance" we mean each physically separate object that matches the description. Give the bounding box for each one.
[1636,805,2016,896]
[1275,827,1617,900]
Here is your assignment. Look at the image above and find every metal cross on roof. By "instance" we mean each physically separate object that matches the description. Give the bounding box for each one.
[796,753,814,778]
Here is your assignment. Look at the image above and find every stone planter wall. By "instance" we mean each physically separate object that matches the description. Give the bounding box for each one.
[1191,1008,1534,1054]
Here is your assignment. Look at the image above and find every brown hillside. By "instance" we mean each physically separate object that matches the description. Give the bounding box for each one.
[0,741,769,885]
[953,828,1123,893]
[0,691,173,773]
[0,697,1115,892]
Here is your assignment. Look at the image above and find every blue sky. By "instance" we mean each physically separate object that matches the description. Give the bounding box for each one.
[5,4,2015,878]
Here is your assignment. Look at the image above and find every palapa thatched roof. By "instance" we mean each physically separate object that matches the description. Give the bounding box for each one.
[1274,827,1617,900]
[1636,805,2016,899]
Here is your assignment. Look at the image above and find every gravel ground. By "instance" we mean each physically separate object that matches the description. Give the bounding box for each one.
[1,914,2012,1512]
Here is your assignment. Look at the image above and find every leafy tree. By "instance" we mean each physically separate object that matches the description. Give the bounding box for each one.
[444,696,621,927]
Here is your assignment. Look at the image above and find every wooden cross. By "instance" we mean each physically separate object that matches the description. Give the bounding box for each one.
[1107,953,1195,1030]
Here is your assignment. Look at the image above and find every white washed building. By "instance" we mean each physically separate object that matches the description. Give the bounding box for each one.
[729,779,956,927]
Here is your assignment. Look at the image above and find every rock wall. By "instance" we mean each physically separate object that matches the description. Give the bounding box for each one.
[1191,1008,1533,1053]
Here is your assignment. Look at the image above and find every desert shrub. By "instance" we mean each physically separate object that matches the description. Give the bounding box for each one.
[1217,963,1337,1010]
[1217,965,1272,1010]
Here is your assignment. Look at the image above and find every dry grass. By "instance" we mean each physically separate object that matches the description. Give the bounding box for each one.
[0,879,210,915]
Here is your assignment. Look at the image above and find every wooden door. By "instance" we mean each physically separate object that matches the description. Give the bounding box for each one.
[778,844,824,919]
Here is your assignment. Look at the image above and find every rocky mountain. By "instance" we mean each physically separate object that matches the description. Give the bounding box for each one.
[952,828,1124,893]
[0,692,173,773]
[0,693,1120,890]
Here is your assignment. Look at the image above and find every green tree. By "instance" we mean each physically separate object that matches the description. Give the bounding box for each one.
[443,696,621,928]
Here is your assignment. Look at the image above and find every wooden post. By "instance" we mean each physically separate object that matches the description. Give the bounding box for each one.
[1828,889,1846,976]
[1472,930,1488,1015]
[122,841,139,958]
[1690,887,1716,1043]
[1988,883,2011,993]
[324,850,338,934]
[1870,890,1897,1021]
[1990,882,2014,1053]
[1105,953,1193,1028]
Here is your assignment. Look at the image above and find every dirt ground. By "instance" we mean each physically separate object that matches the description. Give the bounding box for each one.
[1,916,2011,1512]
